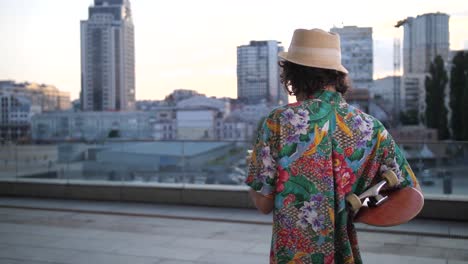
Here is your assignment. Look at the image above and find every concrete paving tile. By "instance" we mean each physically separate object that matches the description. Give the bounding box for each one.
[448,261,468,264]
[208,229,271,243]
[157,260,204,264]
[67,252,161,264]
[0,232,63,247]
[148,224,239,239]
[87,229,177,244]
[359,241,400,255]
[46,236,130,253]
[0,207,74,218]
[447,249,468,261]
[66,212,126,223]
[0,245,78,264]
[449,222,468,237]
[0,198,123,212]
[196,251,267,264]
[112,215,181,227]
[0,222,104,239]
[117,244,211,261]
[156,209,234,220]
[0,258,57,264]
[396,244,451,259]
[81,219,157,234]
[417,236,468,250]
[367,220,450,235]
[361,252,446,264]
[357,231,419,245]
[168,237,255,253]
[245,242,270,255]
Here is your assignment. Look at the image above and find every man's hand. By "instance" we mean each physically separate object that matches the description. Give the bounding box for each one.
[249,189,274,214]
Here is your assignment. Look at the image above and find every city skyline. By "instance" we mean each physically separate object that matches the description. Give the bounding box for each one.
[1,0,468,101]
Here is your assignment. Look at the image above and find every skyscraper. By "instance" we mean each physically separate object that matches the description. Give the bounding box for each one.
[396,13,449,124]
[400,12,450,74]
[80,0,135,111]
[330,26,373,90]
[237,41,288,105]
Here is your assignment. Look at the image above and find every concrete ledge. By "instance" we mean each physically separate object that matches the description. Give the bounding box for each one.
[1,179,468,221]
[419,198,468,221]
[67,184,121,201]
[0,181,17,196]
[121,186,183,204]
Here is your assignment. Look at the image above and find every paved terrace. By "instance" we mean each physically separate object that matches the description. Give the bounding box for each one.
[0,197,467,264]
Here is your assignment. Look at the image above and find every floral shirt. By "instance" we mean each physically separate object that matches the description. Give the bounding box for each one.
[246,90,419,264]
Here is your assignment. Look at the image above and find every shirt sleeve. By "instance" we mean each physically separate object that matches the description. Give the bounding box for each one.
[377,126,420,189]
[245,111,281,196]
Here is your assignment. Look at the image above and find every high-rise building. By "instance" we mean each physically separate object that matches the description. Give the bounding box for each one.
[401,74,426,121]
[80,0,136,111]
[237,41,288,105]
[330,26,373,90]
[399,12,450,74]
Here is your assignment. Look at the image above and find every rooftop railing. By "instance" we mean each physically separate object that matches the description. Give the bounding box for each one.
[1,139,467,197]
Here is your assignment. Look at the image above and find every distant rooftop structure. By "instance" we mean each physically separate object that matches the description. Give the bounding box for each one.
[177,95,230,114]
[164,89,205,103]
[0,80,71,112]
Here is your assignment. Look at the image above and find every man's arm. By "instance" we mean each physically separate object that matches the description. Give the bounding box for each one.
[249,189,274,214]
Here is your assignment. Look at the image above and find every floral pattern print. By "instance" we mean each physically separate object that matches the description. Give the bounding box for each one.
[246,90,419,264]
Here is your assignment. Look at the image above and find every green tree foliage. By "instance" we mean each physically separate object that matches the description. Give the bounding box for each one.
[425,55,450,140]
[400,110,419,125]
[450,51,468,140]
[108,129,120,138]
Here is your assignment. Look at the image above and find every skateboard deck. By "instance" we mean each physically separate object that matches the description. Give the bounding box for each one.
[353,187,424,226]
[346,171,424,227]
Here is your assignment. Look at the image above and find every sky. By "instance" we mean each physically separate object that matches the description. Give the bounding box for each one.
[1,0,467,101]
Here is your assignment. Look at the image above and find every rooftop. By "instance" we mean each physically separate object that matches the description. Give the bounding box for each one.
[1,197,467,264]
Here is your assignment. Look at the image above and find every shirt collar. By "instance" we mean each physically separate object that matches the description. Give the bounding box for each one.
[309,90,343,104]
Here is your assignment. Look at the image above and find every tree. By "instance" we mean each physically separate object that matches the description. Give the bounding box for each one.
[400,110,418,125]
[108,129,120,138]
[425,55,450,140]
[449,51,467,140]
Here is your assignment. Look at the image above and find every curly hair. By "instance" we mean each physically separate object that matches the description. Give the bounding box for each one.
[279,60,350,97]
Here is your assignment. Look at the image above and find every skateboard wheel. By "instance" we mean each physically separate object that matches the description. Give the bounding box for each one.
[382,170,399,187]
[346,193,362,211]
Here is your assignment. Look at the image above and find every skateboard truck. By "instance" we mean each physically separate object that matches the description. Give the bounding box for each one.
[346,170,399,212]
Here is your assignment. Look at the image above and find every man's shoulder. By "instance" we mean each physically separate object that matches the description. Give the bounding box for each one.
[265,102,300,118]
[344,104,386,130]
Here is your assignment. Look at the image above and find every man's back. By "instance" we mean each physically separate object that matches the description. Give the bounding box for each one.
[246,90,419,264]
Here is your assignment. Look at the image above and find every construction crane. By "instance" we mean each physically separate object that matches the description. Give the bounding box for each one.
[391,18,407,127]
[395,19,408,28]
[393,38,401,127]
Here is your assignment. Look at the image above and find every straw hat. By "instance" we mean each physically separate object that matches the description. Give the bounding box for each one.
[278,28,348,74]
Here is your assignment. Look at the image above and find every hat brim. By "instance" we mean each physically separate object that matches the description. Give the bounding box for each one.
[278,51,349,74]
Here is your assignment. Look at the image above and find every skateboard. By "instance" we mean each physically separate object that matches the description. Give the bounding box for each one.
[346,170,424,227]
